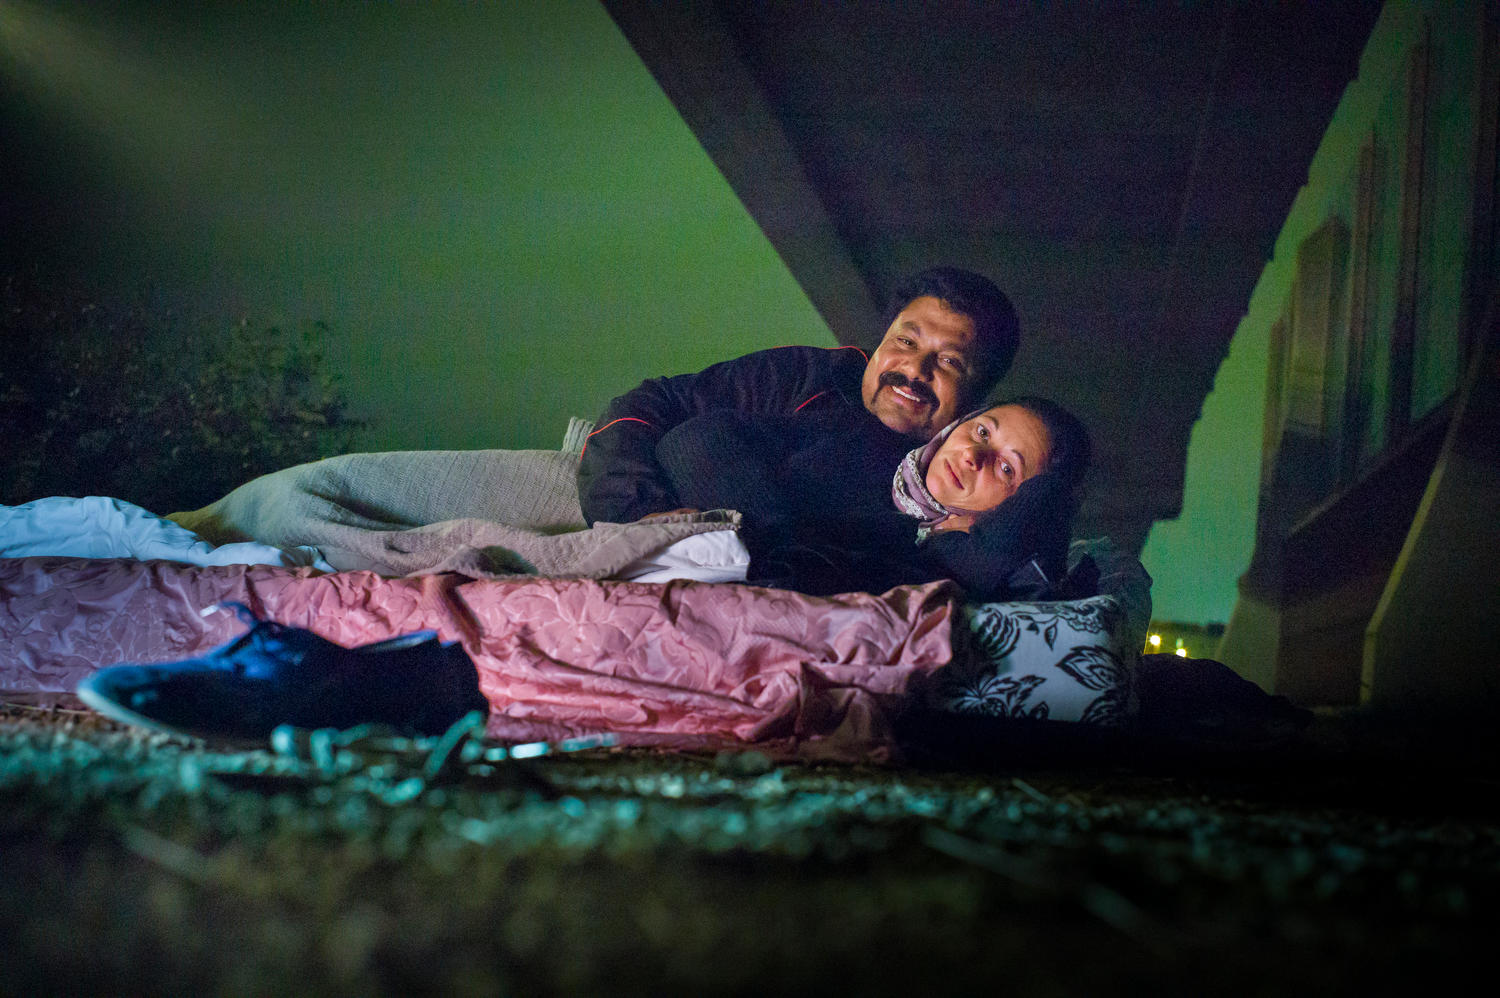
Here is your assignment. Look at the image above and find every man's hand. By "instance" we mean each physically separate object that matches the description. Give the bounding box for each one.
[929,513,975,534]
[640,507,701,520]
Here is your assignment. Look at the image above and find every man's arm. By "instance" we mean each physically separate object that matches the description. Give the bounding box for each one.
[577,346,862,525]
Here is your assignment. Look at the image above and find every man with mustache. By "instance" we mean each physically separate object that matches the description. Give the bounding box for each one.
[579,266,1020,526]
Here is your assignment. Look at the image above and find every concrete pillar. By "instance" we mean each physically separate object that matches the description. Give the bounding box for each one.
[1363,304,1500,710]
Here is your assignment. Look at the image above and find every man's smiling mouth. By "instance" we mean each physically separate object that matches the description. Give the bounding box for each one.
[890,385,927,406]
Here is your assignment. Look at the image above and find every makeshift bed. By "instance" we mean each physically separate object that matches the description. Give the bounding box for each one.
[0,421,1151,762]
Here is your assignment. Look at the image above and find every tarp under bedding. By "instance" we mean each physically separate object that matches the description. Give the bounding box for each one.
[0,557,957,762]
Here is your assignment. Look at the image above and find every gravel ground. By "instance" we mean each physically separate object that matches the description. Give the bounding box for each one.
[2,703,1497,996]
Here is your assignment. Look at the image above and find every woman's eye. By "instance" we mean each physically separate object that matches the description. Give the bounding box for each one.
[975,425,989,439]
[1000,461,1014,478]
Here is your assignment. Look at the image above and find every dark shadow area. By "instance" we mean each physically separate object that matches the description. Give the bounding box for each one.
[2,698,1496,995]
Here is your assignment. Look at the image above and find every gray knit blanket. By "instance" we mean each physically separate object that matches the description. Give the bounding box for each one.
[167,419,737,578]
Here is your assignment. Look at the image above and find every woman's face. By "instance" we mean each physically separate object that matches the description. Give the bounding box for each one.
[924,404,1051,512]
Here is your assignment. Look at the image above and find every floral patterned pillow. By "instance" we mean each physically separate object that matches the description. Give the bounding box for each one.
[926,534,1152,729]
[928,595,1137,727]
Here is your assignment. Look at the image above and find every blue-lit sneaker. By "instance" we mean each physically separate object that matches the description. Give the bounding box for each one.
[76,604,488,743]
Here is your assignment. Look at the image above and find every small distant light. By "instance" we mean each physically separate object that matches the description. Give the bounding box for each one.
[1148,634,1161,648]
[1175,648,1188,658]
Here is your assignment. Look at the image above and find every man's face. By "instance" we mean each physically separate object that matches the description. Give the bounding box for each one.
[861,295,981,438]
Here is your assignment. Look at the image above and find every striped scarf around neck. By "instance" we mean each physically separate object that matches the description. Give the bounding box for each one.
[890,408,990,540]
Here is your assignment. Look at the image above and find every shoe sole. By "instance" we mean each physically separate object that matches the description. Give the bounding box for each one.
[75,675,269,749]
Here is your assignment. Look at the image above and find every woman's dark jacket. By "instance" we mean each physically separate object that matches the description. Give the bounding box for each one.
[655,409,1072,601]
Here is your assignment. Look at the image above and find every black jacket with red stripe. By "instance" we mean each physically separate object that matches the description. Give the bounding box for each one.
[579,345,898,525]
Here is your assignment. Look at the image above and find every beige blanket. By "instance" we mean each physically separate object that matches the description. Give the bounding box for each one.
[168,419,738,578]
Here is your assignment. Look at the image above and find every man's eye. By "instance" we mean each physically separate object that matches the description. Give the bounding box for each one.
[1000,461,1014,478]
[943,357,965,370]
[975,425,989,439]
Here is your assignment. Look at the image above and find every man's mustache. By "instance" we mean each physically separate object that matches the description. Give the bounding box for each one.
[878,371,937,406]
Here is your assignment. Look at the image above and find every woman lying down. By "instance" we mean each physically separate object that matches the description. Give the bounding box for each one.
[72,398,1122,745]
[655,395,1092,601]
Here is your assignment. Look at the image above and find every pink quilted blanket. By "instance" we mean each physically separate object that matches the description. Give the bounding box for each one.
[0,557,958,761]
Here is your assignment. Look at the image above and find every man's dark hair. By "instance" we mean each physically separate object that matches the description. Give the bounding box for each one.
[885,266,1020,390]
[1002,395,1092,489]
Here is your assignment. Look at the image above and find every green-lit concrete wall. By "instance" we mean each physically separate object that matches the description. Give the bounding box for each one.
[0,0,833,452]
[1140,0,1486,633]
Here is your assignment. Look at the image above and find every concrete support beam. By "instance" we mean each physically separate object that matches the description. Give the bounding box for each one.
[1363,301,1500,710]
[600,1,883,348]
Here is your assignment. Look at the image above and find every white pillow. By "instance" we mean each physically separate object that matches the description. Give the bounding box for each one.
[614,530,750,583]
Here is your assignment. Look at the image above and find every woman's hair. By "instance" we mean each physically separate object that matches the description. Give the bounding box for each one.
[997,395,1092,489]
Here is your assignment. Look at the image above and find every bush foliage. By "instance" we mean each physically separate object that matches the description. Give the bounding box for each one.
[1,274,366,514]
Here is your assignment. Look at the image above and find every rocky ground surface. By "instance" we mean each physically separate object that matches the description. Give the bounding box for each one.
[2,702,1497,996]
